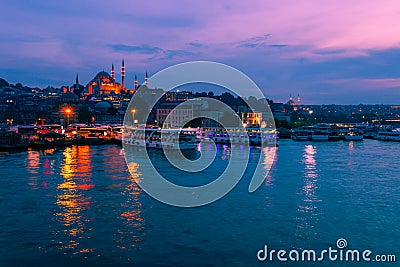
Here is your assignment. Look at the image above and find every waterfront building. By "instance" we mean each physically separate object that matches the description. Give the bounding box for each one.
[156,100,207,128]
[156,102,194,128]
[241,112,262,127]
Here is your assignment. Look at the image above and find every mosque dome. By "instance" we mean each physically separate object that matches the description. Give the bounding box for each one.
[89,70,117,86]
[95,71,112,79]
[286,99,296,106]
[94,101,112,110]
[60,92,79,102]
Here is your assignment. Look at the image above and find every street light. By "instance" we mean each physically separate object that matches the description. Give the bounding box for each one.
[131,109,136,125]
[64,107,72,126]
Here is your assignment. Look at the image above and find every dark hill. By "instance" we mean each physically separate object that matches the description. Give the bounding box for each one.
[0,78,9,88]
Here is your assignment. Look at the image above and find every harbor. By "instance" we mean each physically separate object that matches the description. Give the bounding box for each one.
[289,123,398,141]
[2,121,400,153]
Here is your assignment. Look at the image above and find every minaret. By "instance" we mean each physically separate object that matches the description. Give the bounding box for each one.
[111,64,115,79]
[121,59,125,89]
[297,94,301,105]
[134,74,138,89]
[290,95,293,101]
[145,71,149,86]
[74,73,79,92]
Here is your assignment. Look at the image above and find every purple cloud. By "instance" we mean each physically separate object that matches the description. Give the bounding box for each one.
[0,0,400,103]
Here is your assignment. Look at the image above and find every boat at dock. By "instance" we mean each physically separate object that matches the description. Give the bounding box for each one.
[311,124,330,141]
[290,128,310,141]
[376,127,400,141]
[198,127,279,146]
[343,128,364,141]
[123,126,198,150]
[29,132,73,149]
[291,124,330,141]
[0,129,28,152]
[291,123,365,141]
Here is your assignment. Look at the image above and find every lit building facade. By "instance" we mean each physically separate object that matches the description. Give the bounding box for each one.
[86,70,122,95]
[241,112,262,126]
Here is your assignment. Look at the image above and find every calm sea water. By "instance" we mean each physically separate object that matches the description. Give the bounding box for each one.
[0,140,399,266]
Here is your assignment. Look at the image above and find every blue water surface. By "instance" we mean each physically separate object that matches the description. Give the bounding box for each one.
[0,140,399,266]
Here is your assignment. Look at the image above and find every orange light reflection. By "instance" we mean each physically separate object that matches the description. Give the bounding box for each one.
[54,146,94,254]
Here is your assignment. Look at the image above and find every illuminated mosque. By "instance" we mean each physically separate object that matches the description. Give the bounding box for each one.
[86,59,148,95]
[286,94,301,111]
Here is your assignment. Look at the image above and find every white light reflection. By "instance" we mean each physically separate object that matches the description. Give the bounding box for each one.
[296,145,322,240]
[263,146,277,186]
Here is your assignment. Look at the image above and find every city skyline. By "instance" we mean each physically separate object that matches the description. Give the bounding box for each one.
[1,0,400,104]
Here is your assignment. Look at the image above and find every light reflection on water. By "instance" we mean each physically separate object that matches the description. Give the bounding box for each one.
[26,144,282,257]
[263,146,277,186]
[296,144,322,240]
[54,146,94,254]
[29,145,146,258]
[117,161,144,249]
[1,141,399,266]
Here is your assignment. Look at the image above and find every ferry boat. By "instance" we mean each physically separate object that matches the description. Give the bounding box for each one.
[199,127,279,146]
[311,124,330,141]
[376,127,400,141]
[30,132,73,149]
[291,126,327,141]
[0,129,28,152]
[291,124,331,141]
[329,125,344,141]
[123,126,198,150]
[363,125,378,139]
[294,124,367,142]
[344,128,364,141]
[290,128,310,141]
[69,125,113,145]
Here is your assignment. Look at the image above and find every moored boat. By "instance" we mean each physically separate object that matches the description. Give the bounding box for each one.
[344,128,364,141]
[29,132,73,149]
[199,127,279,146]
[311,124,330,141]
[123,126,198,150]
[291,128,310,141]
[0,129,28,152]
[376,127,400,141]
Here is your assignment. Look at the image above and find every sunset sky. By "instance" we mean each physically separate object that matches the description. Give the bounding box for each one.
[1,0,400,104]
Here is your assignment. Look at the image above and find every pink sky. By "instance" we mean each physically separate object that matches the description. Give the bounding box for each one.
[0,0,400,103]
